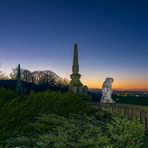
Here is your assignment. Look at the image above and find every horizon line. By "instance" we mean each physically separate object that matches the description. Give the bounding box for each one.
[88,88,148,92]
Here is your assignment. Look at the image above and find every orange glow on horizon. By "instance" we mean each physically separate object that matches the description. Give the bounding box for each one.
[86,83,148,91]
[81,78,148,91]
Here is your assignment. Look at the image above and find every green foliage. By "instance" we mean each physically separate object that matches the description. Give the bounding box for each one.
[0,87,17,103]
[0,90,89,141]
[3,112,144,147]
[26,91,89,116]
[0,88,145,147]
[106,115,145,147]
[0,88,17,107]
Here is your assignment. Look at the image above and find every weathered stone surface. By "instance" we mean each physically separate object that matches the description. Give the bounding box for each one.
[100,78,115,103]
[16,64,23,94]
[69,44,88,95]
[98,103,148,133]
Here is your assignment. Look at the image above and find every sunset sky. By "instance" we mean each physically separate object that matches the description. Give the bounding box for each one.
[0,0,148,90]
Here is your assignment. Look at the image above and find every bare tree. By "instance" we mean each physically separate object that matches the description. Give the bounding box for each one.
[56,78,69,86]
[0,72,8,80]
[22,69,32,83]
[10,67,18,80]
[10,67,32,82]
[10,67,60,86]
[32,70,59,86]
[0,63,9,80]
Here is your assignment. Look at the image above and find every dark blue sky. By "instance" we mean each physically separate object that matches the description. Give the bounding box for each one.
[0,0,148,90]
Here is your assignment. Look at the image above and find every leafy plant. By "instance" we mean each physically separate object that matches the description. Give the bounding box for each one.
[0,88,145,147]
[106,115,144,147]
[0,90,89,141]
[4,113,145,148]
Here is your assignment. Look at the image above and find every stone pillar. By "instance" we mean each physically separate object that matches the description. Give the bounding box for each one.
[69,44,88,95]
[16,64,23,94]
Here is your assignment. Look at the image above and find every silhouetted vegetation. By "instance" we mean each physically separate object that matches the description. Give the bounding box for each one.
[0,80,69,93]
[113,94,148,106]
[0,66,69,93]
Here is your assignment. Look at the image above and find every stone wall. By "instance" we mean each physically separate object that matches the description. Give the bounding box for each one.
[98,103,148,133]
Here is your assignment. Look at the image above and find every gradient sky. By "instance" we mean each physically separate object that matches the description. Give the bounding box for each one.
[0,0,148,90]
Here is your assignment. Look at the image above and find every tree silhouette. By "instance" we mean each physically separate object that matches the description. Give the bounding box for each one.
[0,63,8,80]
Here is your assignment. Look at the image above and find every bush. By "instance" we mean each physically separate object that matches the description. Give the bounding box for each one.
[3,112,144,147]
[106,115,144,147]
[0,91,89,141]
[0,89,145,147]
[0,88,17,105]
[4,113,110,147]
[26,91,89,116]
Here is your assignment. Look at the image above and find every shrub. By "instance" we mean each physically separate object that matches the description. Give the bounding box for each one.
[4,112,144,147]
[0,91,89,141]
[0,88,17,105]
[0,89,145,147]
[4,113,110,147]
[106,115,144,147]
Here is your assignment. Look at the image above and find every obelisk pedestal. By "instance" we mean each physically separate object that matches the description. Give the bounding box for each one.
[69,44,88,95]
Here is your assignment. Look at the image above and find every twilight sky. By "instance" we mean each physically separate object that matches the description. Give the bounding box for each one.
[0,0,148,90]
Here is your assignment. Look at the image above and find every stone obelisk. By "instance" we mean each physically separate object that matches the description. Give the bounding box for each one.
[69,44,83,94]
[16,64,23,94]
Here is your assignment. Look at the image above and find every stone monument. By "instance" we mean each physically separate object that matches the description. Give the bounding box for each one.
[69,43,88,95]
[100,78,115,103]
[16,64,23,94]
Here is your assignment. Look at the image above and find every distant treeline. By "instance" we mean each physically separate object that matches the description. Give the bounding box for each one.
[0,80,68,93]
[113,94,148,106]
[0,67,69,92]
